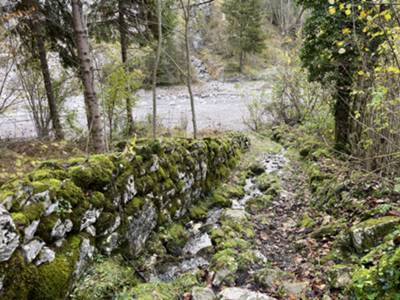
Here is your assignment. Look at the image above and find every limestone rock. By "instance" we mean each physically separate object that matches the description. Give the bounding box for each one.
[35,246,55,266]
[0,207,19,262]
[80,208,102,231]
[126,202,157,255]
[22,239,45,263]
[0,275,4,291]
[51,219,73,239]
[123,175,137,204]
[219,287,276,300]
[223,209,248,220]
[24,220,40,242]
[192,287,216,300]
[75,238,94,276]
[183,233,212,255]
[350,216,400,252]
[101,232,119,256]
[282,281,308,298]
[328,264,352,289]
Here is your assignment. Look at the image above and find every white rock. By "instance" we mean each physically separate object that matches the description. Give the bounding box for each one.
[192,287,216,300]
[219,287,276,300]
[80,208,102,231]
[183,233,212,255]
[44,201,59,217]
[22,240,45,263]
[35,246,55,266]
[24,220,40,242]
[51,219,73,239]
[75,238,94,276]
[0,206,19,262]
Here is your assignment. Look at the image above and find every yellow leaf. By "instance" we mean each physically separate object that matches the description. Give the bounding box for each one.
[328,6,336,15]
[342,27,351,35]
[345,9,351,16]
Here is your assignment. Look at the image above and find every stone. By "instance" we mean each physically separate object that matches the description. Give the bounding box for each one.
[219,287,276,300]
[35,246,55,266]
[126,203,157,255]
[123,175,137,204]
[282,281,308,298]
[213,267,235,287]
[75,238,94,276]
[0,274,3,291]
[24,220,40,242]
[328,264,352,289]
[100,215,121,236]
[0,206,19,262]
[192,287,216,300]
[2,196,13,210]
[22,239,45,263]
[183,233,212,255]
[51,219,73,239]
[223,209,248,220]
[350,216,400,252]
[85,225,96,237]
[44,201,59,217]
[80,208,102,231]
[101,232,119,256]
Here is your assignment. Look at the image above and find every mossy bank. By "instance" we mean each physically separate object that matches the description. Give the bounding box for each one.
[0,134,249,299]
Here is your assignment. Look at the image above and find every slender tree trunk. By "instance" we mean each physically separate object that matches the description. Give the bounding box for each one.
[152,0,162,139]
[239,50,244,74]
[27,0,64,140]
[71,0,105,153]
[334,83,351,153]
[180,0,198,139]
[118,0,134,135]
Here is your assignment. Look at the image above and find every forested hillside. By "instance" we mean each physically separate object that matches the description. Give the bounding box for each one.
[0,1,399,299]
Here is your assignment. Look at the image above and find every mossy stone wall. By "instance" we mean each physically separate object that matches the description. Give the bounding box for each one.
[0,134,249,300]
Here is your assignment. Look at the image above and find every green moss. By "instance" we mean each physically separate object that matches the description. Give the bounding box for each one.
[0,235,83,300]
[298,213,316,229]
[36,214,59,243]
[31,178,62,194]
[351,248,400,299]
[71,255,139,300]
[245,195,273,213]
[89,191,106,208]
[95,212,116,234]
[22,202,45,222]
[161,224,189,255]
[11,212,29,227]
[224,184,245,198]
[254,173,280,194]
[189,202,208,221]
[128,273,199,300]
[68,155,115,190]
[211,248,239,272]
[125,197,146,216]
[209,190,232,208]
[28,168,67,182]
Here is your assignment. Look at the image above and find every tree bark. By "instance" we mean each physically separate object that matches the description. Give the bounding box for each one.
[118,0,134,135]
[71,0,105,153]
[334,83,351,153]
[180,0,198,139]
[152,0,162,139]
[239,50,244,74]
[27,0,64,140]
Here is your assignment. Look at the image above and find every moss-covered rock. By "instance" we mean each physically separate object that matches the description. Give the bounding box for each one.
[350,216,400,253]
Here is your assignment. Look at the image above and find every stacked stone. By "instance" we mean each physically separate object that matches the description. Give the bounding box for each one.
[0,134,249,300]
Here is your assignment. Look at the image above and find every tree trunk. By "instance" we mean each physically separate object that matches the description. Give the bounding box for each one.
[180,0,198,139]
[334,84,351,153]
[71,0,105,153]
[118,0,134,135]
[27,0,64,140]
[152,0,162,139]
[239,50,244,74]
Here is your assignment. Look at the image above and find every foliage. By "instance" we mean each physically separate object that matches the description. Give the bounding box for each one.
[222,0,265,71]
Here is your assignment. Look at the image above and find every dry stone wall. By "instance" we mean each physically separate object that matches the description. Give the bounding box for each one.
[0,134,249,300]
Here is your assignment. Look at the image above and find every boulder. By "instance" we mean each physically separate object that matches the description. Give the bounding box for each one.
[219,287,276,300]
[350,216,400,252]
[0,207,19,262]
[192,287,216,300]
